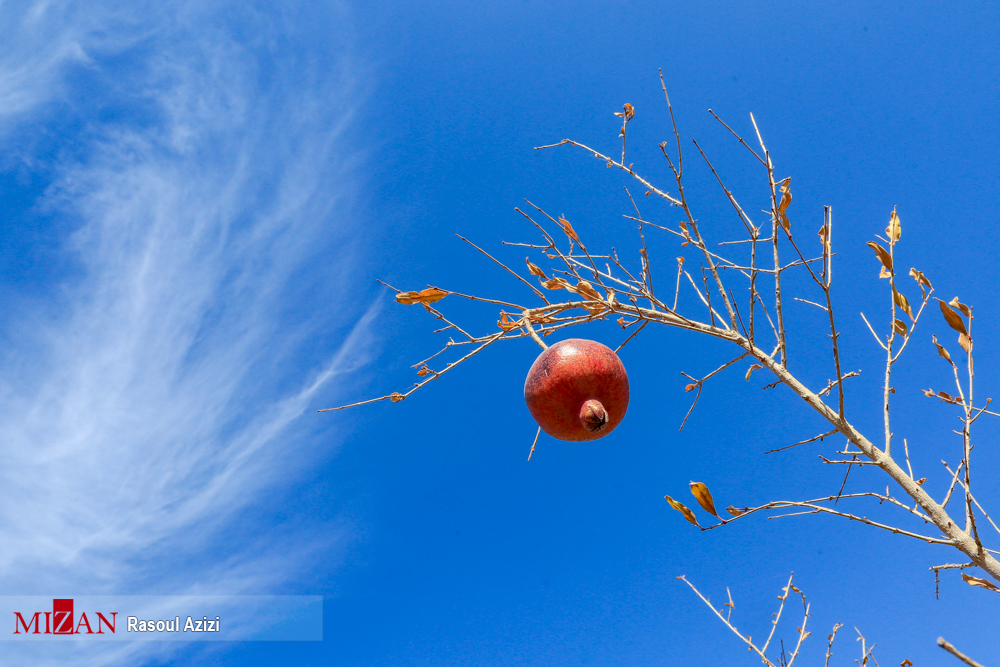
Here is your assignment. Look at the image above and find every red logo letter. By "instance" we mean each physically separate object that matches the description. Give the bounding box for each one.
[96,612,117,634]
[13,612,41,635]
[52,599,74,635]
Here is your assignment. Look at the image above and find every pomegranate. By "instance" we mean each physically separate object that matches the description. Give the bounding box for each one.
[524,338,629,441]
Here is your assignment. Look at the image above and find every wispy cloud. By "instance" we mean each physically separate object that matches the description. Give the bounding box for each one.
[0,0,370,663]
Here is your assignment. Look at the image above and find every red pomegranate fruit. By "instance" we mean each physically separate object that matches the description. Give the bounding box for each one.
[524,338,630,442]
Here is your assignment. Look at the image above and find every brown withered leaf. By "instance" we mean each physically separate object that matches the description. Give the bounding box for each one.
[416,364,433,377]
[726,505,745,517]
[937,299,968,335]
[389,392,405,403]
[922,388,960,404]
[558,216,580,244]
[617,317,626,327]
[777,178,792,233]
[893,319,908,335]
[959,332,973,354]
[497,311,523,332]
[893,287,913,320]
[962,573,1000,593]
[916,478,927,485]
[932,335,954,365]
[818,223,830,254]
[949,296,972,318]
[684,383,697,392]
[540,277,572,291]
[909,268,933,290]
[745,364,763,381]
[886,207,901,242]
[572,280,602,301]
[665,495,700,527]
[613,103,635,121]
[525,258,547,280]
[867,241,893,272]
[879,266,892,279]
[396,287,449,305]
[690,482,720,518]
[902,660,913,667]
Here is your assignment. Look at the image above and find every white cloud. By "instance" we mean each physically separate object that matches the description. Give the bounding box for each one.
[0,0,371,663]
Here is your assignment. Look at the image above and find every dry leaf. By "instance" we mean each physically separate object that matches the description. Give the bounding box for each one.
[541,277,572,291]
[690,482,720,518]
[497,311,521,332]
[726,505,744,517]
[893,287,913,320]
[526,258,547,280]
[893,319,908,335]
[901,661,913,667]
[938,299,968,335]
[879,266,892,279]
[665,495,700,527]
[389,392,405,403]
[909,268,933,290]
[613,102,635,121]
[962,573,1000,593]
[867,241,893,272]
[886,207,901,242]
[959,332,973,354]
[745,364,763,381]
[933,335,954,365]
[916,477,927,485]
[684,383,697,392]
[949,296,972,318]
[777,178,792,233]
[558,216,581,243]
[818,223,830,254]
[572,280,602,301]
[396,287,449,305]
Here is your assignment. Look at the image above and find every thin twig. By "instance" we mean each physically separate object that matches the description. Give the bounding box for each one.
[765,429,838,454]
[527,426,541,461]
[456,235,549,304]
[937,637,986,667]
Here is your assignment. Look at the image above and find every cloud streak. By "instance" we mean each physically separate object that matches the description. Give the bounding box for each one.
[0,1,370,663]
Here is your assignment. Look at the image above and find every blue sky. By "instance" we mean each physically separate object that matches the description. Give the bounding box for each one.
[1,0,999,664]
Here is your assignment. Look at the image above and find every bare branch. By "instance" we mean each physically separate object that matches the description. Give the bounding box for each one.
[938,637,986,667]
[825,623,842,667]
[765,429,839,455]
[456,234,549,304]
[534,139,683,206]
[527,426,541,462]
[677,576,776,667]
